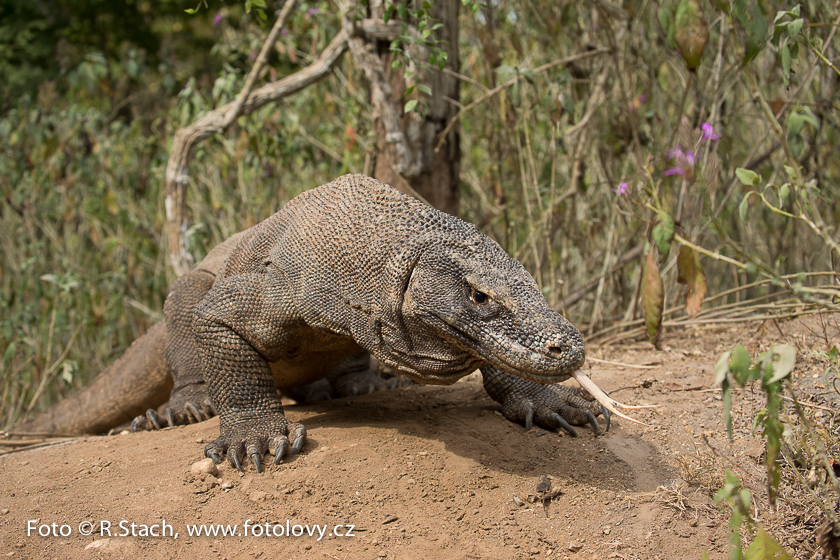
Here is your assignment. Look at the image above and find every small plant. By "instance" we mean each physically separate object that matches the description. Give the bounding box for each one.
[713,344,796,558]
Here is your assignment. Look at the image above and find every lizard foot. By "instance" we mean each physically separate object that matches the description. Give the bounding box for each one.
[204,413,306,473]
[130,384,217,432]
[500,382,610,437]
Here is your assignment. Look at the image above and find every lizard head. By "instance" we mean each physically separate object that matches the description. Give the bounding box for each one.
[400,230,585,385]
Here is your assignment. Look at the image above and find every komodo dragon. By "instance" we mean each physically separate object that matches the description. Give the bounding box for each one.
[22,174,621,473]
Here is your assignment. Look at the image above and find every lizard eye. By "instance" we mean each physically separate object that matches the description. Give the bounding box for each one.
[471,290,488,305]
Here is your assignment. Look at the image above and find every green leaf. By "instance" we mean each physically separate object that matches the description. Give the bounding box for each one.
[714,351,731,386]
[417,84,432,95]
[767,345,796,383]
[779,183,790,205]
[788,112,805,136]
[780,43,791,86]
[745,528,793,560]
[739,194,751,222]
[674,0,708,70]
[641,248,664,349]
[676,244,707,319]
[2,342,15,366]
[729,345,752,382]
[404,99,418,113]
[744,6,768,64]
[799,106,819,129]
[658,2,677,50]
[652,212,675,260]
[721,377,734,439]
[786,18,804,39]
[735,167,760,186]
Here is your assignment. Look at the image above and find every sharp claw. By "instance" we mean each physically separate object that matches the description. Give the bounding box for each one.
[166,408,176,428]
[204,398,218,416]
[250,453,262,474]
[274,439,289,463]
[550,413,577,437]
[130,417,143,433]
[231,453,244,473]
[186,402,205,422]
[146,409,162,430]
[586,411,600,436]
[523,401,534,430]
[210,452,222,464]
[601,405,611,432]
[289,426,306,455]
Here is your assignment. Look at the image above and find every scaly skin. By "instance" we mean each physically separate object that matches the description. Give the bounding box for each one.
[23,175,604,472]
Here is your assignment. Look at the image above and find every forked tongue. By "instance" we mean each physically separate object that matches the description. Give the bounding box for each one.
[571,370,658,426]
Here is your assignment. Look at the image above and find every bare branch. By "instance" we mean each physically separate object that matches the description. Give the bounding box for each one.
[164,23,349,275]
[222,0,298,132]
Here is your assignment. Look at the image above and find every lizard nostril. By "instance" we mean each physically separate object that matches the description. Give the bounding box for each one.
[548,346,564,356]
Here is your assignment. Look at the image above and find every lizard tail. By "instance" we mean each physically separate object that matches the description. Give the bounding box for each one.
[15,321,173,435]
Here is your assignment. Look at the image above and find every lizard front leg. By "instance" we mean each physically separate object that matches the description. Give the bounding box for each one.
[193,274,306,473]
[481,365,610,437]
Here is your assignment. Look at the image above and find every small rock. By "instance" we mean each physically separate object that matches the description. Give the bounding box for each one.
[84,539,111,550]
[603,526,611,535]
[195,438,205,444]
[119,430,129,436]
[568,542,583,553]
[249,490,268,502]
[221,481,233,490]
[0,509,9,515]
[190,458,218,477]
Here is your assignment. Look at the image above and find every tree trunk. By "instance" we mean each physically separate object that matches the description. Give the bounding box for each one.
[354,0,461,216]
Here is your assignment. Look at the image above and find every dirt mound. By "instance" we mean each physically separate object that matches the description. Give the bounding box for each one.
[2,320,835,559]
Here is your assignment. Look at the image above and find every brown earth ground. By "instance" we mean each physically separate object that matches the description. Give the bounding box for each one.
[1,316,838,560]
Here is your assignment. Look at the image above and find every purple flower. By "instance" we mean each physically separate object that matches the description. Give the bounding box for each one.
[308,7,319,15]
[83,115,88,122]
[612,182,629,195]
[214,13,223,26]
[667,145,684,159]
[701,122,719,141]
[664,145,696,178]
[281,28,288,35]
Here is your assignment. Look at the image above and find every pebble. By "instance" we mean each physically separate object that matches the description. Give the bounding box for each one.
[221,481,233,490]
[190,459,219,477]
[568,541,583,552]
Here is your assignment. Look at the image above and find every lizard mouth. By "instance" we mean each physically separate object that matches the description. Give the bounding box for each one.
[430,313,580,380]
